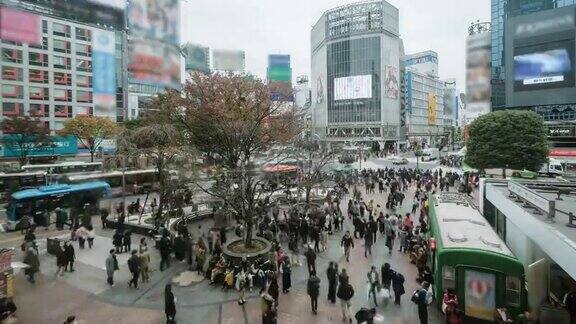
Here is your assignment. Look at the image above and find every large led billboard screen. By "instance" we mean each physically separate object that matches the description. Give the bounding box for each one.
[514,40,575,91]
[128,40,181,88]
[128,0,179,45]
[505,5,576,108]
[0,6,41,45]
[334,75,372,101]
[212,50,246,72]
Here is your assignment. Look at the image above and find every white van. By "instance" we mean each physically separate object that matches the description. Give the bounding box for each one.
[421,148,439,162]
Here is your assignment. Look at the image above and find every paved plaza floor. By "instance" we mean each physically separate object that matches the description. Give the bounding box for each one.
[8,167,448,323]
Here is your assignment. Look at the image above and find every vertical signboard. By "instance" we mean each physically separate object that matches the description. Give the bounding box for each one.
[465,270,496,321]
[428,93,437,125]
[92,29,116,119]
[406,71,413,113]
[0,6,41,45]
[384,66,399,99]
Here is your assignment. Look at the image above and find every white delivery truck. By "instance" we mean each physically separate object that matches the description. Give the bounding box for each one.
[539,158,564,177]
[421,148,440,162]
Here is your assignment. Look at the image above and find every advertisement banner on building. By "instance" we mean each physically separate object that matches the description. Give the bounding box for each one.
[129,40,181,89]
[2,136,78,157]
[0,6,41,45]
[92,29,116,119]
[428,93,437,125]
[384,66,399,99]
[127,0,179,45]
[334,75,372,101]
[465,270,496,321]
[183,43,210,73]
[268,54,291,67]
[212,49,246,72]
[406,71,413,113]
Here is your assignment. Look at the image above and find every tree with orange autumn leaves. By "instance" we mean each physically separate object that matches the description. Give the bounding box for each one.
[170,73,300,247]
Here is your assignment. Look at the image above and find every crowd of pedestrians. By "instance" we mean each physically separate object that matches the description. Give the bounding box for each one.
[16,162,470,324]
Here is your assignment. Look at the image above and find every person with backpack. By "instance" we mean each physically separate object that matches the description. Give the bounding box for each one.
[412,281,431,324]
[337,277,355,322]
[380,263,394,290]
[307,271,321,315]
[392,271,405,305]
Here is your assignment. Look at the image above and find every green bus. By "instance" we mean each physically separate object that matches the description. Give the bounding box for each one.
[428,193,526,322]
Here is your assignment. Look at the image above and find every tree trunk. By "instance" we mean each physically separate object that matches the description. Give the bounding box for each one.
[90,150,95,162]
[502,168,507,179]
[156,161,165,230]
[305,185,312,206]
[245,218,253,248]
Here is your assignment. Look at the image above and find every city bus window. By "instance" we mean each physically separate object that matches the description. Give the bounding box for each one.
[442,265,455,289]
[506,276,520,305]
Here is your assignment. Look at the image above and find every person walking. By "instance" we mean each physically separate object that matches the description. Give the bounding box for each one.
[307,271,321,315]
[86,225,95,249]
[327,262,338,303]
[380,263,394,290]
[236,268,247,305]
[113,230,123,254]
[105,249,118,286]
[260,287,277,324]
[64,241,75,272]
[337,277,355,323]
[392,271,405,305]
[23,246,39,284]
[364,227,373,258]
[127,250,141,289]
[123,231,132,253]
[164,284,177,324]
[367,266,379,307]
[413,281,431,324]
[56,243,67,277]
[304,245,316,276]
[281,256,292,294]
[159,233,172,271]
[268,277,280,306]
[341,231,354,262]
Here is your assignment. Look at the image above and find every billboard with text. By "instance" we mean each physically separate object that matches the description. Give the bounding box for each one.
[128,0,179,45]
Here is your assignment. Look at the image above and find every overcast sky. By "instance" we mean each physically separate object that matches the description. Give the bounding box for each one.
[181,0,490,92]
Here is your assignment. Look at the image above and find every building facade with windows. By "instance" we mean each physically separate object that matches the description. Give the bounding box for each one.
[310,0,402,149]
[402,67,446,146]
[0,0,126,131]
[1,15,122,130]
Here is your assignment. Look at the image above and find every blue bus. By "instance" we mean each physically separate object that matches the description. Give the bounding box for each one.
[4,181,111,231]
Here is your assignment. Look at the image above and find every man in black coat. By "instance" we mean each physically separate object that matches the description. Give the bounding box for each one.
[392,271,405,305]
[127,250,141,289]
[304,246,316,276]
[307,271,321,314]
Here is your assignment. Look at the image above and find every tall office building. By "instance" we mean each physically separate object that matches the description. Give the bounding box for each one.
[402,64,446,146]
[491,0,574,111]
[267,54,293,102]
[311,0,402,149]
[0,0,125,158]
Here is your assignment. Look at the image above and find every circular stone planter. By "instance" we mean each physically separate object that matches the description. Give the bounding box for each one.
[222,237,272,266]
